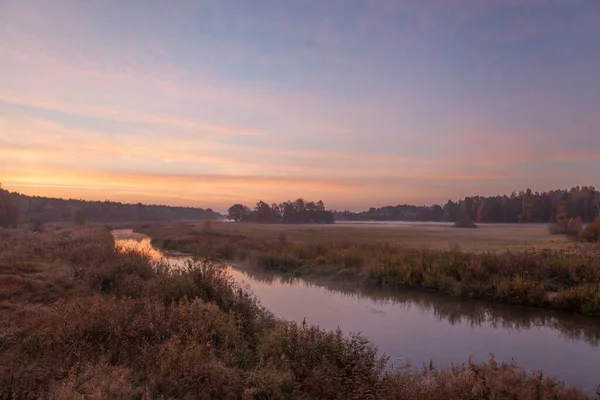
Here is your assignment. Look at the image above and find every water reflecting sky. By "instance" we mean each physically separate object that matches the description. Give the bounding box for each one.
[114,230,600,393]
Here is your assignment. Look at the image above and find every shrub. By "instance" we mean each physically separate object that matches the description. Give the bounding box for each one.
[550,217,582,240]
[48,363,136,399]
[453,219,478,229]
[379,357,589,400]
[258,321,385,399]
[581,218,600,242]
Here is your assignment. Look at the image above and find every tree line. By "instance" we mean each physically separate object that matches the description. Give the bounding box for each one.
[4,185,599,228]
[334,186,600,223]
[227,199,334,224]
[0,186,222,227]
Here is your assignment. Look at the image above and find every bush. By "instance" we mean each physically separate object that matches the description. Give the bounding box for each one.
[581,218,600,242]
[379,357,589,400]
[258,321,385,399]
[48,363,136,399]
[453,219,478,228]
[549,217,582,240]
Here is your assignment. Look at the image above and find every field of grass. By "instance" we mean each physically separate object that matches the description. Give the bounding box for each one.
[42,219,573,252]
[189,221,571,252]
[0,226,596,398]
[138,221,600,316]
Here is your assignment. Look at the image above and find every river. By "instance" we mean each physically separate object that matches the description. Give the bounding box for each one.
[112,229,600,394]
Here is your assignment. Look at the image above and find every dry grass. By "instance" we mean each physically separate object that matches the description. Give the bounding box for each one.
[149,220,573,252]
[138,222,600,316]
[0,226,596,399]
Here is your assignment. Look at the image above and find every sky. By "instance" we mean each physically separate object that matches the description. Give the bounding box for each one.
[1,0,599,212]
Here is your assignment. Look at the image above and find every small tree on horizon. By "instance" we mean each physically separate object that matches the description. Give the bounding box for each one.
[227,204,251,222]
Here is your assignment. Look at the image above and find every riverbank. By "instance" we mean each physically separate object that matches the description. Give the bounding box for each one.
[115,228,600,391]
[0,226,594,398]
[137,221,600,316]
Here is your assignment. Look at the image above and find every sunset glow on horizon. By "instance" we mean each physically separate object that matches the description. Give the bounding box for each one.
[1,0,599,212]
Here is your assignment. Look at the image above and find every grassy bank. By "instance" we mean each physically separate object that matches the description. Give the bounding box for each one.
[0,227,596,398]
[139,222,600,316]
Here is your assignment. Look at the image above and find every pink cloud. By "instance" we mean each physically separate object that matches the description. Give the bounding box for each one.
[0,90,264,139]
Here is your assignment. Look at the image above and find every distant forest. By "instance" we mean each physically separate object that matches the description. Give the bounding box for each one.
[3,186,600,228]
[334,186,600,223]
[228,199,334,224]
[0,187,222,227]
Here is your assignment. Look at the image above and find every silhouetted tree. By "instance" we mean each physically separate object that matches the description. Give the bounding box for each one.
[255,201,274,223]
[442,200,461,222]
[228,199,334,224]
[271,203,282,222]
[227,204,251,222]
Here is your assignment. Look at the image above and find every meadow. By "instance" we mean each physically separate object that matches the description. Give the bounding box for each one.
[184,221,571,252]
[0,225,596,398]
[138,221,600,316]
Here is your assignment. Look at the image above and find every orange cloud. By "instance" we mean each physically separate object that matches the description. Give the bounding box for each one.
[0,113,421,178]
[1,160,518,209]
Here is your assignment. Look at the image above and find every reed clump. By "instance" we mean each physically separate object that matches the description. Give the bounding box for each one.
[1,227,594,398]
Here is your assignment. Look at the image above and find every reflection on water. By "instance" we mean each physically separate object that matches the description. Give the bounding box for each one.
[112,229,600,393]
[241,268,600,347]
[112,229,185,265]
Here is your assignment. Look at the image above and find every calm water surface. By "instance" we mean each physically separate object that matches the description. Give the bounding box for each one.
[113,229,600,393]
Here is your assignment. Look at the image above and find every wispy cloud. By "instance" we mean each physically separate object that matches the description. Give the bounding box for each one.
[0,90,264,139]
[1,0,598,209]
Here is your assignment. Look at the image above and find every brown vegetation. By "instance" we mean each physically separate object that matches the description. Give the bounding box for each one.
[0,227,595,398]
[140,222,600,316]
[452,219,478,228]
[551,217,600,243]
[549,216,583,240]
[141,220,566,252]
[581,218,600,243]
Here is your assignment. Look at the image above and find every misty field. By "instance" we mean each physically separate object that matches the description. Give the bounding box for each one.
[170,221,571,252]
